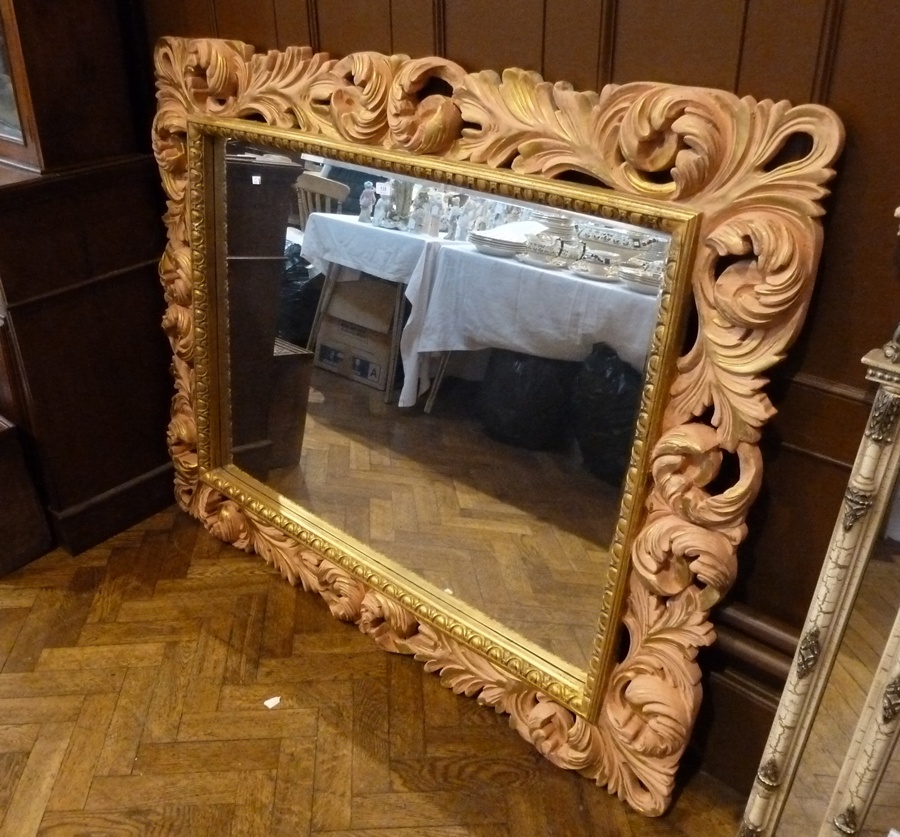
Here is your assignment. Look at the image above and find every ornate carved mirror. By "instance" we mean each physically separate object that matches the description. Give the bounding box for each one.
[153,37,844,815]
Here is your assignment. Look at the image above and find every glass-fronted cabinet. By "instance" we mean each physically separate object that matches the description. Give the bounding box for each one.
[0,0,142,172]
[0,21,23,144]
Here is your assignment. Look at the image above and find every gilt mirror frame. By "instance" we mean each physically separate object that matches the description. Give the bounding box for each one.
[152,36,844,815]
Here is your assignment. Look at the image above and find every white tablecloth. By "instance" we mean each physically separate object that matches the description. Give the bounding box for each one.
[399,245,659,407]
[301,213,454,284]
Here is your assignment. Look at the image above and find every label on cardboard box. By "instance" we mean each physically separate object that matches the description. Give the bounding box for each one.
[315,316,390,391]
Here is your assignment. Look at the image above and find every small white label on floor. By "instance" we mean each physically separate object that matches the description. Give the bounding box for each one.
[263,696,281,709]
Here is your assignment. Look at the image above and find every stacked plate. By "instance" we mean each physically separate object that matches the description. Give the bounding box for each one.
[469,231,524,258]
[619,264,662,295]
[530,210,577,240]
[468,220,545,258]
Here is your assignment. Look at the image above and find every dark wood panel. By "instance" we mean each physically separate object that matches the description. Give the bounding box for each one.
[0,418,51,573]
[48,463,175,554]
[542,0,602,89]
[0,190,92,304]
[316,0,392,56]
[10,263,172,512]
[141,0,187,47]
[186,0,217,35]
[11,0,139,169]
[737,442,850,628]
[444,0,544,74]
[690,667,781,795]
[0,159,165,306]
[769,375,870,466]
[214,0,278,49]
[612,0,745,89]
[390,0,436,58]
[273,0,312,50]
[794,0,900,386]
[737,0,829,102]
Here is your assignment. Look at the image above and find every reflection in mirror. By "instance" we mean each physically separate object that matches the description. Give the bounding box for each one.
[222,139,672,670]
[0,18,22,143]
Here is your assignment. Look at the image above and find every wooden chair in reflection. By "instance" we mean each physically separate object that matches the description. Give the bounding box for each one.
[291,172,350,235]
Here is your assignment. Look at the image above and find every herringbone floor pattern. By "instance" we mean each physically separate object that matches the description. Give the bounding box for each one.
[269,370,623,669]
[0,508,744,836]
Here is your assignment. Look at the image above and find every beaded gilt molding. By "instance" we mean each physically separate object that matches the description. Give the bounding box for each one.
[152,36,843,815]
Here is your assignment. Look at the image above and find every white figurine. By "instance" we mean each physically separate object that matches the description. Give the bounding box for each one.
[372,194,386,226]
[358,181,376,223]
[457,199,477,241]
[446,196,461,240]
[424,190,443,237]
[408,189,428,233]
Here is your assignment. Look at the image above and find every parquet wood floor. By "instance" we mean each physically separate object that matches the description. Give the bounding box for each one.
[267,370,624,670]
[0,508,745,836]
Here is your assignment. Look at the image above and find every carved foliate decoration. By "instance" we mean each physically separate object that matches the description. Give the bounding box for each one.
[797,627,821,679]
[757,757,781,789]
[842,487,873,531]
[883,675,900,724]
[152,37,843,816]
[865,389,900,444]
[833,804,859,835]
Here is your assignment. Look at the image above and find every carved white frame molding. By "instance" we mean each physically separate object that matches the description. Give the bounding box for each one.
[153,37,843,815]
[740,225,900,836]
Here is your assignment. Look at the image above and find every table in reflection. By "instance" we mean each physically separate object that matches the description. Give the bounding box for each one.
[301,212,465,399]
[399,245,660,408]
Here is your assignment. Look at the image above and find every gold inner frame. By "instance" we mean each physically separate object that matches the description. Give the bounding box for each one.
[188,115,701,713]
[154,36,844,815]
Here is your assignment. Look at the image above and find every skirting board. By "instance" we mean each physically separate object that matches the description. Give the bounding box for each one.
[49,461,174,554]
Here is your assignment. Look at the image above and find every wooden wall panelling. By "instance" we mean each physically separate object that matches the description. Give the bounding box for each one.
[316,0,392,57]
[390,0,437,59]
[0,417,52,574]
[0,159,174,553]
[443,0,544,76]
[691,667,784,793]
[142,0,216,46]
[736,0,829,103]
[800,0,900,387]
[611,0,746,90]
[214,0,278,50]
[9,265,171,506]
[11,0,140,169]
[739,444,853,627]
[273,0,312,51]
[542,0,603,89]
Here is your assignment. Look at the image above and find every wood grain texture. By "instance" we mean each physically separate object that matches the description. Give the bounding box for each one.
[0,508,750,833]
[611,0,746,89]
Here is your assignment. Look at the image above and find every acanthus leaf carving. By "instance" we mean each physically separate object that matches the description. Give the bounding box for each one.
[152,37,843,817]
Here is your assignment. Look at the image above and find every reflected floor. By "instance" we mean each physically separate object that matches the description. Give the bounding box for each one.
[266,368,623,670]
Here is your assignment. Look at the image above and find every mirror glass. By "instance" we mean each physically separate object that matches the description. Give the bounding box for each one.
[221,138,673,670]
[0,19,22,143]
